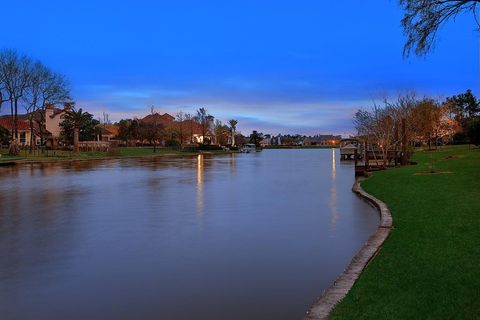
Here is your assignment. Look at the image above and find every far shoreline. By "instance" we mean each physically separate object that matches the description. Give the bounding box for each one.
[0,148,237,166]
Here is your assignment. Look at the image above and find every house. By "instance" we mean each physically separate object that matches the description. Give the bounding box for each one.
[260,134,272,147]
[0,103,71,147]
[98,124,119,141]
[44,104,71,146]
[141,112,175,128]
[180,119,216,145]
[0,116,39,146]
[136,112,219,146]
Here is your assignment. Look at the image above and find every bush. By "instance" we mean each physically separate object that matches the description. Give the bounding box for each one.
[466,118,480,146]
[165,139,180,147]
[199,144,223,151]
[451,132,469,145]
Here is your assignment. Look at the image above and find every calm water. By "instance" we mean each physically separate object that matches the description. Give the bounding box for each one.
[0,149,378,320]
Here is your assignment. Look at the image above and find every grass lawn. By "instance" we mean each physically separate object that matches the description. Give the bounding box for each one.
[330,145,480,320]
[0,154,22,162]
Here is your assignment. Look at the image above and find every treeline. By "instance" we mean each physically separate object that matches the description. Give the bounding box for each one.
[116,107,240,151]
[0,48,71,152]
[354,90,480,163]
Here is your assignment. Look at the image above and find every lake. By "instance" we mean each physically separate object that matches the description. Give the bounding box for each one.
[0,149,378,320]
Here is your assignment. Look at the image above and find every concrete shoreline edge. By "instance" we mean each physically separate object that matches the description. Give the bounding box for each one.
[305,178,393,320]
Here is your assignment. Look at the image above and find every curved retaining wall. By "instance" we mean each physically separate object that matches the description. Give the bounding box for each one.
[305,179,393,320]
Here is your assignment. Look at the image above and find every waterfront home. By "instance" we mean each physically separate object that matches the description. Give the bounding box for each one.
[0,103,71,147]
[175,118,217,145]
[141,112,175,128]
[97,124,119,141]
[44,104,69,145]
[0,117,38,146]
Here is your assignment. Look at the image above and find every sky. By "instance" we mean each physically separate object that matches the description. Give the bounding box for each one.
[1,0,479,135]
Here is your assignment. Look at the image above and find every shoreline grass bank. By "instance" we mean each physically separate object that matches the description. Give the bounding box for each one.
[0,147,233,165]
[329,145,480,319]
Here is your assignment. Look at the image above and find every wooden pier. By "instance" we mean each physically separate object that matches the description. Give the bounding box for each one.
[354,148,404,176]
[339,138,359,160]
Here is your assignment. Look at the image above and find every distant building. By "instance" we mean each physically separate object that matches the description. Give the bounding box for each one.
[271,134,282,145]
[303,134,342,146]
[260,134,272,147]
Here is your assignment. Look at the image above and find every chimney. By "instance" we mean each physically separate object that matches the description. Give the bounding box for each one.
[45,103,54,118]
[64,102,73,111]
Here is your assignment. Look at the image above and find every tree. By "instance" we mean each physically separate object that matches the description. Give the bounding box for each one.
[0,67,8,113]
[214,119,230,146]
[23,62,70,151]
[400,0,480,56]
[175,111,187,147]
[0,49,32,139]
[446,89,480,123]
[466,118,480,145]
[228,119,238,146]
[138,106,165,151]
[138,121,164,152]
[0,126,9,145]
[61,107,96,152]
[184,112,194,144]
[195,107,213,144]
[249,130,264,148]
[354,100,402,167]
[117,119,139,145]
[235,133,246,147]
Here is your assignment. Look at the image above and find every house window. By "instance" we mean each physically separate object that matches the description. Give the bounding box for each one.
[20,132,26,144]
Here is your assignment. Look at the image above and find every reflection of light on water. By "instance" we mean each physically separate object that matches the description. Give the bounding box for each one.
[332,148,336,179]
[329,148,339,230]
[229,153,236,174]
[196,154,204,219]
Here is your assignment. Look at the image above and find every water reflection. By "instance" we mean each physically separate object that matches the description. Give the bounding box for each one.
[229,153,237,175]
[0,150,379,320]
[329,148,339,230]
[332,148,336,179]
[196,154,204,219]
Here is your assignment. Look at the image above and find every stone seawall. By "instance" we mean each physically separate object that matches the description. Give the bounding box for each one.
[305,179,393,320]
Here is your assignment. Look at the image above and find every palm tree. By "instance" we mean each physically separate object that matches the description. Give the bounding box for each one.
[228,119,238,146]
[64,107,90,152]
[249,130,263,149]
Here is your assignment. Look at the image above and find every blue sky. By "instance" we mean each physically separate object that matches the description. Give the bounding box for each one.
[1,0,478,135]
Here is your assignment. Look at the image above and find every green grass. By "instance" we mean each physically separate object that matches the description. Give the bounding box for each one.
[0,154,22,162]
[330,145,480,319]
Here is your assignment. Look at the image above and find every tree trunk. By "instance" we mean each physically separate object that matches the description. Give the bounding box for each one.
[73,127,79,152]
[14,98,19,139]
[29,117,34,153]
[401,118,407,165]
[9,99,14,138]
[8,139,20,156]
